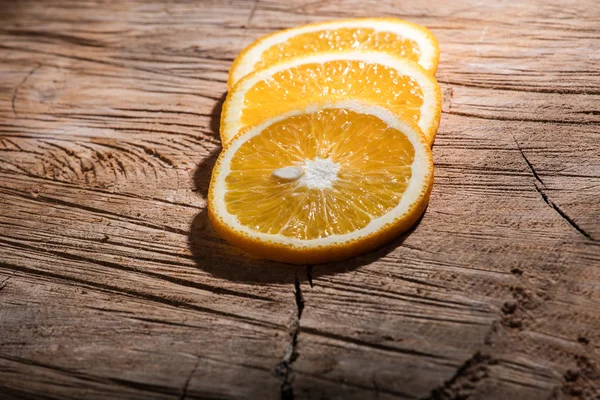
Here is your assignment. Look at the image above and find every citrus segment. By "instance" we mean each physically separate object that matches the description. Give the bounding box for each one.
[222,51,442,145]
[228,18,439,88]
[209,102,434,264]
[242,60,423,128]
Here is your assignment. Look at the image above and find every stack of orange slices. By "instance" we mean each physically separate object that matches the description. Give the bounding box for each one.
[207,18,442,264]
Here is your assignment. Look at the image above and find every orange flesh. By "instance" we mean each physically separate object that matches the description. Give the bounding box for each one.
[225,108,415,240]
[255,28,421,71]
[242,60,424,131]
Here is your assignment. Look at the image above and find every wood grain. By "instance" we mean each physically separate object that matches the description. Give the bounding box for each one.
[1,0,599,399]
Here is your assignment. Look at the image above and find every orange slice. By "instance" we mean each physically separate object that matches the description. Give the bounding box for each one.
[209,101,434,264]
[221,51,442,145]
[228,18,440,88]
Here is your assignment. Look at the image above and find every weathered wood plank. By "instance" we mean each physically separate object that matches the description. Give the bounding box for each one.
[1,0,599,399]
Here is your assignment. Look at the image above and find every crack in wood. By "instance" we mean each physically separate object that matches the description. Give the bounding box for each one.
[1,185,188,235]
[0,44,225,87]
[178,357,200,400]
[0,168,199,210]
[2,138,24,151]
[0,353,181,396]
[512,136,595,241]
[0,258,278,330]
[0,270,15,291]
[536,189,594,241]
[275,270,305,400]
[301,326,447,360]
[0,236,275,303]
[513,142,544,186]
[3,29,106,48]
[445,110,600,126]
[437,79,600,95]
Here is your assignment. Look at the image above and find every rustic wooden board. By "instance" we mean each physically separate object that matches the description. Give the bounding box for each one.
[1,0,599,399]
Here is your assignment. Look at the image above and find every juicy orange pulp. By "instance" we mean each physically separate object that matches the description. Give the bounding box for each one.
[242,60,424,132]
[254,28,421,71]
[225,108,415,240]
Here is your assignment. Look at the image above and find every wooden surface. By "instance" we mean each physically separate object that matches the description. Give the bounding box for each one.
[1,0,599,399]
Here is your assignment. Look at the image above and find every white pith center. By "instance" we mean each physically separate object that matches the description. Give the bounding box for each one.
[272,157,340,189]
[299,157,340,190]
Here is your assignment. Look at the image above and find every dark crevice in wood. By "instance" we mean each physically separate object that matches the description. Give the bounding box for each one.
[496,376,550,391]
[111,107,219,119]
[0,148,43,155]
[0,386,65,400]
[444,110,600,126]
[0,168,199,210]
[302,327,446,360]
[1,29,106,48]
[0,160,34,175]
[513,138,544,185]
[573,110,600,116]
[0,259,278,329]
[52,112,152,120]
[126,316,206,330]
[106,54,228,74]
[11,63,41,117]
[84,305,136,315]
[50,112,222,135]
[512,137,595,241]
[140,88,222,101]
[3,138,24,151]
[190,54,236,63]
[0,185,188,236]
[536,189,594,241]
[437,79,600,95]
[0,270,15,291]
[386,274,449,291]
[276,270,305,400]
[0,44,224,86]
[107,125,218,143]
[0,236,275,303]
[0,129,219,147]
[500,358,555,380]
[178,357,200,400]
[0,353,181,396]
[296,370,415,398]
[546,172,600,180]
[423,352,494,400]
[0,220,27,231]
[328,279,480,311]
[14,229,198,266]
[186,75,227,84]
[191,353,274,375]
